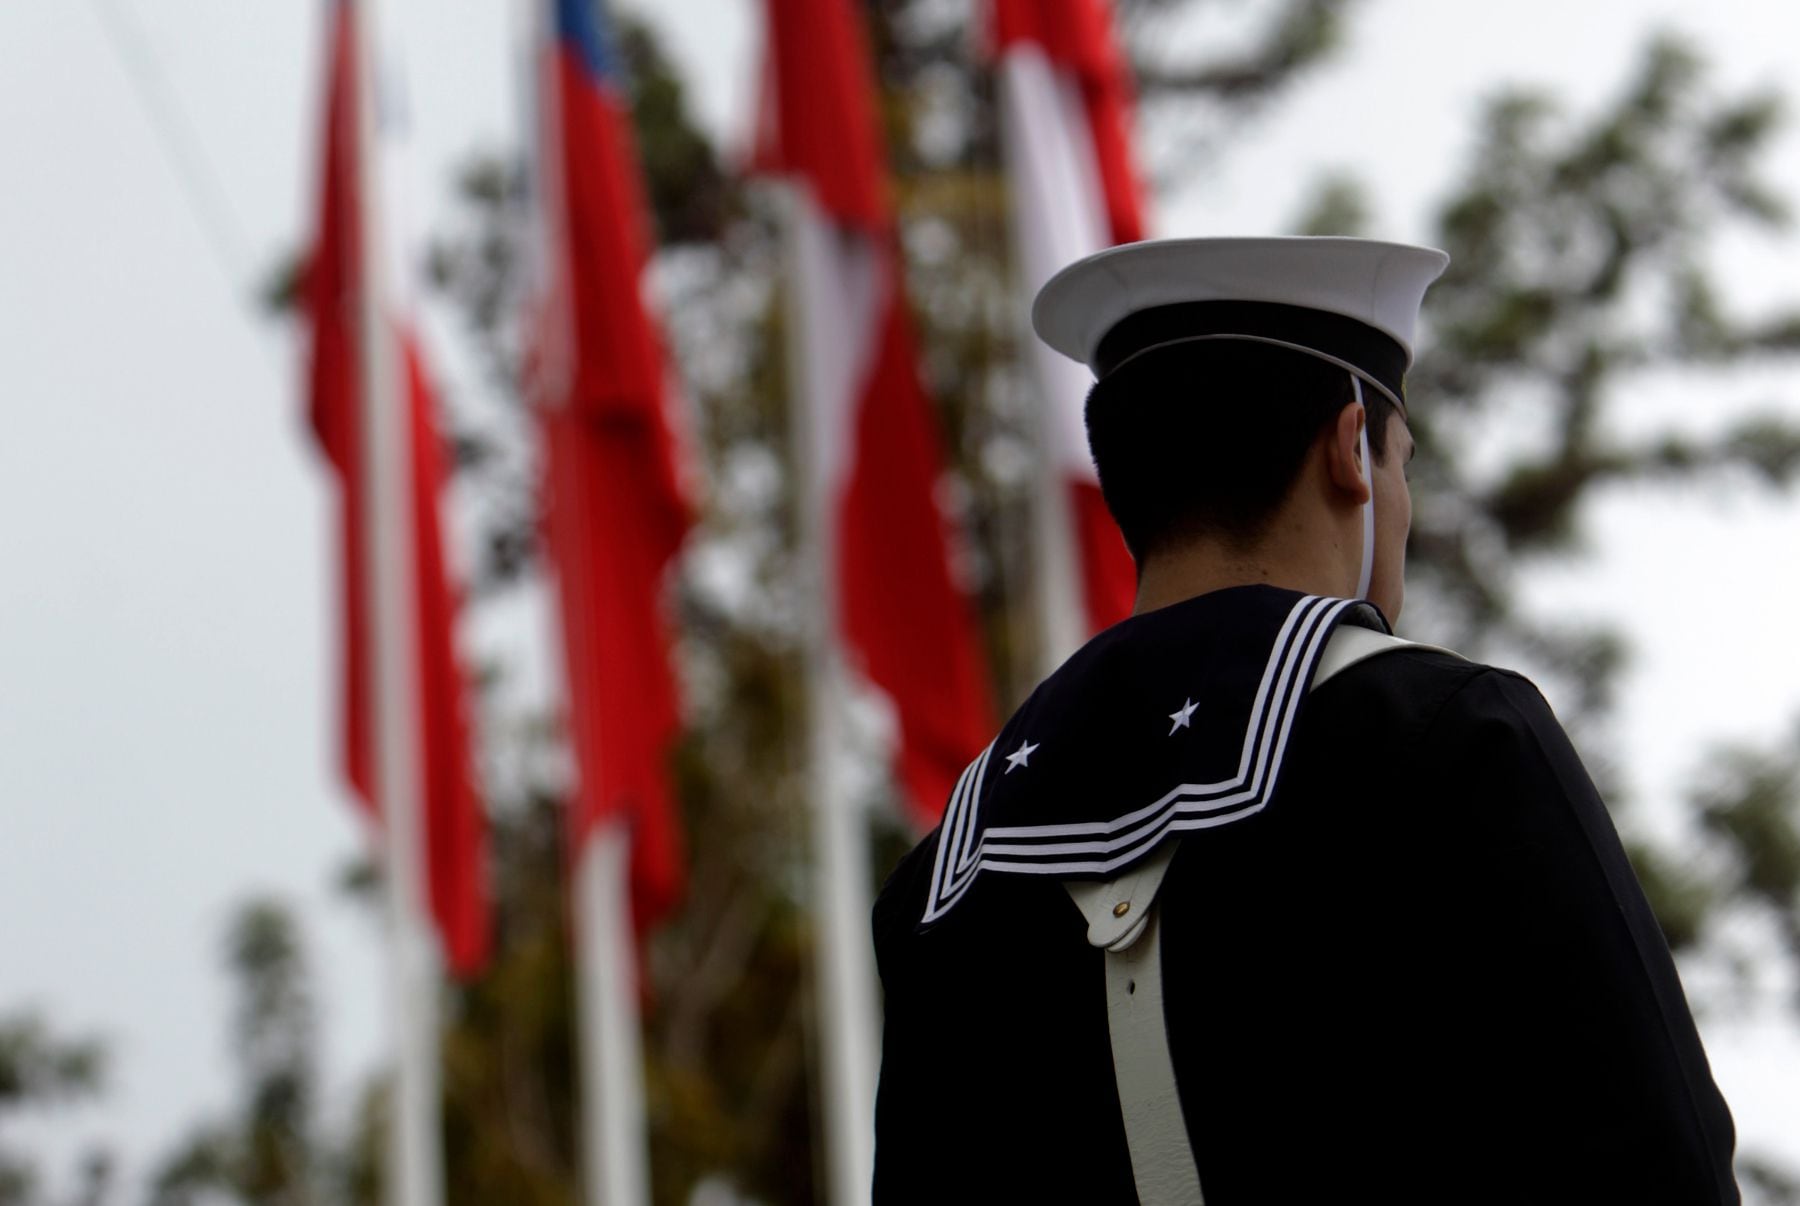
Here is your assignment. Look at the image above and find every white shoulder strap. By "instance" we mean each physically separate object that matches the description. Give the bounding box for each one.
[1064,842,1197,1205]
[1312,625,1456,689]
[1063,624,1456,1204]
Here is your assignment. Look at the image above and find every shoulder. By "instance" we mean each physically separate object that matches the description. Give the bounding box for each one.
[1409,659,1582,776]
[1329,641,1491,696]
[1311,647,1596,833]
[1319,639,1568,739]
[1307,642,1502,755]
[1353,653,1628,886]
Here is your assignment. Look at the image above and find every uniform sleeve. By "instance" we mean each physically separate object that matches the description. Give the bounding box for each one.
[870,833,938,1205]
[1421,668,1739,1204]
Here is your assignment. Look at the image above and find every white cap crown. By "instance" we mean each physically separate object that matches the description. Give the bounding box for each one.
[1032,236,1450,378]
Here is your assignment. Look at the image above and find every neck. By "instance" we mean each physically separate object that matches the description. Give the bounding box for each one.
[1132,517,1358,616]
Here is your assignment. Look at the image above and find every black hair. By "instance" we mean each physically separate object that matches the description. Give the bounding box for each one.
[1083,340,1397,564]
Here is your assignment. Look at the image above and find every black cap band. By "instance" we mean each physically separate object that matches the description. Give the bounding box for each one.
[1092,300,1410,406]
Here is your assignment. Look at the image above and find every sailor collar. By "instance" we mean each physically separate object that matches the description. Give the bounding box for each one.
[921,586,1386,926]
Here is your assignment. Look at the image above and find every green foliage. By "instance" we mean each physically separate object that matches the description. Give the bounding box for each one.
[614,22,733,246]
[0,1018,104,1108]
[1402,35,1800,682]
[1744,1153,1800,1206]
[1291,174,1372,238]
[1121,0,1353,104]
[1692,724,1800,1002]
[434,794,580,1206]
[148,900,320,1206]
[0,1014,108,1206]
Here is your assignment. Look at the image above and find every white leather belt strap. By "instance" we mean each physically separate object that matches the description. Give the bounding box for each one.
[1062,625,1455,1205]
[1066,841,1196,1205]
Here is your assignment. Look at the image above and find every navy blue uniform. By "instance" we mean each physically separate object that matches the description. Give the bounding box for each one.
[872,586,1737,1204]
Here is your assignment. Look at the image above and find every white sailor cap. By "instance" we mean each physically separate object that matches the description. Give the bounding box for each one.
[1031,236,1450,417]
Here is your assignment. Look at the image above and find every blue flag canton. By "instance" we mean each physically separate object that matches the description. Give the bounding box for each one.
[556,0,619,81]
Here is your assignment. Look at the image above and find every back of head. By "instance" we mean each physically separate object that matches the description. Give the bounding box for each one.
[1085,340,1395,562]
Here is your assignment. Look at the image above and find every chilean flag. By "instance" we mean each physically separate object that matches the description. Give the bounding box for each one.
[987,0,1145,667]
[303,0,488,976]
[755,0,995,827]
[531,0,691,927]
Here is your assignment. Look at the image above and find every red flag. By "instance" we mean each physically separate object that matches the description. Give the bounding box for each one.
[756,0,995,827]
[303,0,488,976]
[988,0,1145,655]
[990,0,1146,245]
[532,1,691,927]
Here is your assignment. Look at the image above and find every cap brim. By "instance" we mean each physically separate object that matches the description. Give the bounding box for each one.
[1032,236,1450,372]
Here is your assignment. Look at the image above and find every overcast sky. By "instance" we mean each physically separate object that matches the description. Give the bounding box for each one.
[2,0,1797,1195]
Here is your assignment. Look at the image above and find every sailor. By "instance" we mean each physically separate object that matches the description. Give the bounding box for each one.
[870,237,1738,1204]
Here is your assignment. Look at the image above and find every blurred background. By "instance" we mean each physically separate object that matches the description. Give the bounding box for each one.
[4,0,1800,1202]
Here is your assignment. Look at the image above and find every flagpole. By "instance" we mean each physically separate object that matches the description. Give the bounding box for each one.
[574,823,652,1206]
[352,1,444,1203]
[777,182,881,1206]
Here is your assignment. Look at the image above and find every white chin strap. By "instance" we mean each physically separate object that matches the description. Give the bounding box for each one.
[1353,375,1375,600]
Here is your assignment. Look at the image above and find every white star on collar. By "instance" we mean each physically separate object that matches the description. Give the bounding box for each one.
[1005,740,1039,773]
[1168,698,1199,735]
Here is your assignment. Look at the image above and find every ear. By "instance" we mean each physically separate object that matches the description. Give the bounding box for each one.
[1324,403,1372,505]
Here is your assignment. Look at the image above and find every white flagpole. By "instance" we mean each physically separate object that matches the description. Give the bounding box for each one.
[777,181,880,1206]
[351,2,444,1203]
[574,823,652,1206]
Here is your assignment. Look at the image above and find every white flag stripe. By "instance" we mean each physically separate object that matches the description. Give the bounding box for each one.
[788,188,887,520]
[998,48,1111,481]
[998,41,1133,671]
